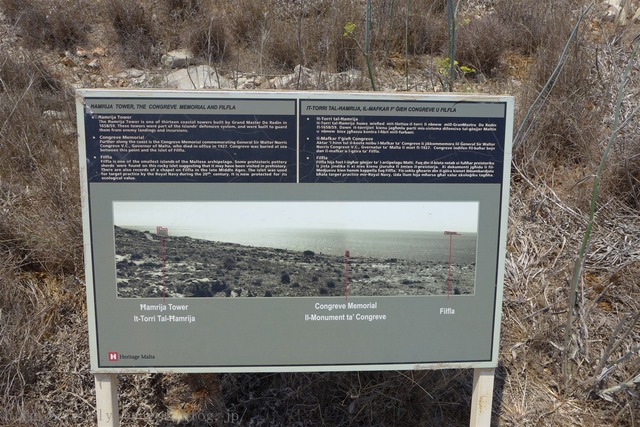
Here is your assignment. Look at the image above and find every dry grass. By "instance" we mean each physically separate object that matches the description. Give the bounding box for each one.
[104,0,162,68]
[0,53,81,273]
[0,259,90,424]
[0,0,89,50]
[456,14,510,76]
[0,0,639,425]
[184,15,229,63]
[0,52,88,424]
[510,0,604,173]
[503,169,640,425]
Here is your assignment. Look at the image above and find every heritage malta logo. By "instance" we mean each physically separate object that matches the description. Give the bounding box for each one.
[108,352,119,362]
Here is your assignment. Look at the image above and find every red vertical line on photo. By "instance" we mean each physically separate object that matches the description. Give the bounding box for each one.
[161,236,165,303]
[444,231,460,300]
[345,250,350,302]
[157,226,169,303]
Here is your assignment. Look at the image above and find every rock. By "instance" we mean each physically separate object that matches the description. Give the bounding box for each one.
[211,280,227,293]
[604,0,630,23]
[162,49,195,68]
[270,64,362,90]
[42,110,67,120]
[322,69,362,90]
[127,68,145,78]
[164,65,232,89]
[60,55,76,67]
[270,64,314,89]
[183,278,225,297]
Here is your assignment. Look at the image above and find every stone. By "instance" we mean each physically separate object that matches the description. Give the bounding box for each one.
[164,65,232,89]
[604,0,630,23]
[270,64,314,89]
[42,110,66,120]
[161,49,195,68]
[127,68,145,78]
[60,56,75,67]
[270,64,362,90]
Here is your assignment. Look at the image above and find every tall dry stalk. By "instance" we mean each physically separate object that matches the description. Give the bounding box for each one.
[513,2,594,149]
[445,0,457,91]
[364,0,376,90]
[562,38,640,376]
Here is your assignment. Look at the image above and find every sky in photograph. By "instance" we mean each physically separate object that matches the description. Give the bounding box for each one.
[113,201,479,233]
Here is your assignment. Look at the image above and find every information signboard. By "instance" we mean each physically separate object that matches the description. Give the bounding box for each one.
[77,90,513,373]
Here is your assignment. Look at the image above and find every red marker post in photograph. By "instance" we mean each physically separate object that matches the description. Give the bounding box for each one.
[345,250,350,302]
[444,231,460,299]
[156,226,169,303]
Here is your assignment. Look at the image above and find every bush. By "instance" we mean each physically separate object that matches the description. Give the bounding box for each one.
[456,14,509,76]
[267,29,301,71]
[0,54,81,273]
[407,11,448,55]
[223,257,236,270]
[508,0,600,167]
[495,0,570,55]
[225,0,267,46]
[1,0,89,50]
[164,0,202,21]
[368,1,448,56]
[105,0,161,67]
[0,53,62,93]
[186,16,229,62]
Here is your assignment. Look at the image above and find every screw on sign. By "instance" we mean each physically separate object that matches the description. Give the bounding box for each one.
[444,231,460,299]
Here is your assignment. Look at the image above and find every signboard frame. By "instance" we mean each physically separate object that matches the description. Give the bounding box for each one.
[77,89,513,375]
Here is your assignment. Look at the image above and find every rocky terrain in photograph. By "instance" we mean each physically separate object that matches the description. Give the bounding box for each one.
[115,226,475,298]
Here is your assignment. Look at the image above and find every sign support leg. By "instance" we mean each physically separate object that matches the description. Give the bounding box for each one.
[469,368,495,427]
[95,373,119,427]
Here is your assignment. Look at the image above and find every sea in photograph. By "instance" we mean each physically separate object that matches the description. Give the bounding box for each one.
[122,226,477,264]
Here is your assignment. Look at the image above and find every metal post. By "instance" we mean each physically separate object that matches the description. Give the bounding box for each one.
[95,373,119,427]
[469,368,495,427]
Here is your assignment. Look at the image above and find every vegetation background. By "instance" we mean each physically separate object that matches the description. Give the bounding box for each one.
[0,0,639,425]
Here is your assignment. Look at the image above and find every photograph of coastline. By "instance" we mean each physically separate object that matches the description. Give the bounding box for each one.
[113,201,478,298]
